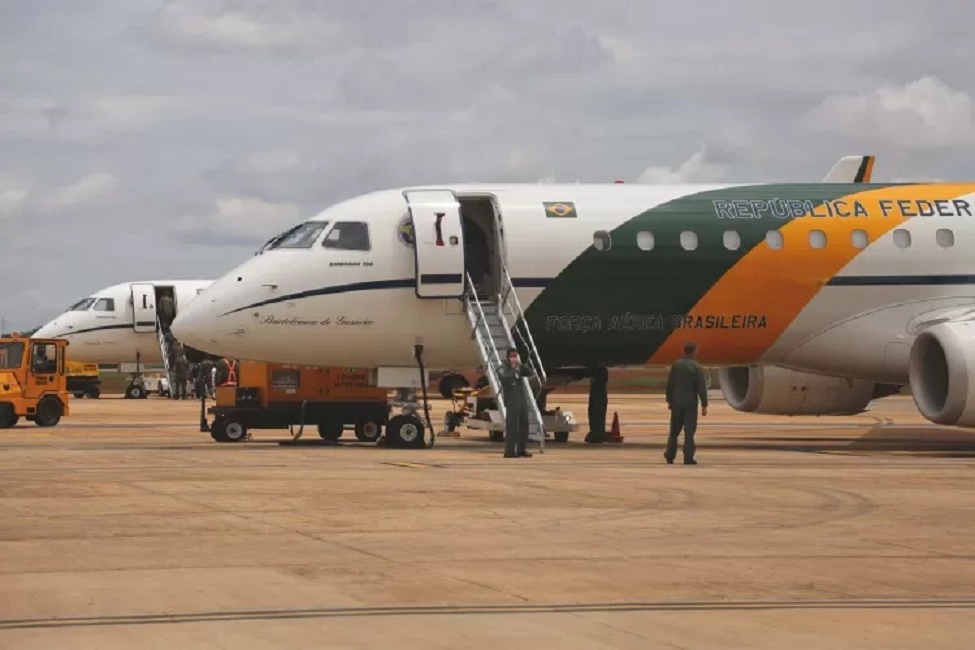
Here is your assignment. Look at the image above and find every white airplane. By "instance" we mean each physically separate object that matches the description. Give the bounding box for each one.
[171,155,960,449]
[33,280,212,398]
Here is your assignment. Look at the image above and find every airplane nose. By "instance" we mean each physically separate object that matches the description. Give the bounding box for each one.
[170,304,211,350]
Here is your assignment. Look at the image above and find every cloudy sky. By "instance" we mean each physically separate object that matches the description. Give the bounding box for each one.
[1,0,973,330]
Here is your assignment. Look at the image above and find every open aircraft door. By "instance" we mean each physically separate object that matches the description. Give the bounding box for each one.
[130,283,156,333]
[404,190,466,299]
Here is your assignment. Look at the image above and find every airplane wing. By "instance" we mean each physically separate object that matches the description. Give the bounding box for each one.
[823,155,875,182]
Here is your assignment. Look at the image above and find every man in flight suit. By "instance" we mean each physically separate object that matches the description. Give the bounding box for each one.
[159,294,176,330]
[664,342,708,465]
[173,351,189,400]
[496,347,536,458]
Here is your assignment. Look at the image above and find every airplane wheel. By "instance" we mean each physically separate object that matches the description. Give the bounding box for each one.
[354,420,382,443]
[475,375,490,390]
[387,414,425,448]
[318,420,344,441]
[126,384,147,400]
[33,396,63,427]
[0,404,18,428]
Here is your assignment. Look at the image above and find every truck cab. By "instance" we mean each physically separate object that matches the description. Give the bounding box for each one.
[0,334,70,428]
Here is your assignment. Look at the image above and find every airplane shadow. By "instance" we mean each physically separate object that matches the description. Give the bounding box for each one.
[226,425,975,458]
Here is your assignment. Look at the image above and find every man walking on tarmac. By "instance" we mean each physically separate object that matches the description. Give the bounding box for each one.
[497,347,536,458]
[173,351,189,400]
[664,341,708,465]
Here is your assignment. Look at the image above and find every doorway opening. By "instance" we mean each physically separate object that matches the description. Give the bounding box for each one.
[154,285,176,332]
[457,195,504,298]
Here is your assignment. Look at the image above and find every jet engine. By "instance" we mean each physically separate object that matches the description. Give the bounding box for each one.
[718,365,877,416]
[908,320,975,427]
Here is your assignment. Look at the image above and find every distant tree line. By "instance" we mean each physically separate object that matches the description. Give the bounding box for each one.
[1,326,40,337]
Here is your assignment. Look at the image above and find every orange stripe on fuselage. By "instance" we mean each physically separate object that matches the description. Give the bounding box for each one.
[647,184,975,366]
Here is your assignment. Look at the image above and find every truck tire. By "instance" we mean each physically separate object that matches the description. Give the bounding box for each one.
[318,420,344,441]
[0,404,17,428]
[33,396,63,427]
[354,420,382,443]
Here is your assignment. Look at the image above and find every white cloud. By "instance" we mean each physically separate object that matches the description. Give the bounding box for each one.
[173,195,302,244]
[636,146,726,183]
[39,173,120,214]
[232,149,302,176]
[805,76,975,148]
[0,173,30,218]
[149,1,343,53]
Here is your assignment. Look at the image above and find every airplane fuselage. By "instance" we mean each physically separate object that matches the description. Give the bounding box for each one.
[172,181,975,386]
[34,280,213,366]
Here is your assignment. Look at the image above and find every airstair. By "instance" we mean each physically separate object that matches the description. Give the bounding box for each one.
[156,316,178,396]
[464,261,548,451]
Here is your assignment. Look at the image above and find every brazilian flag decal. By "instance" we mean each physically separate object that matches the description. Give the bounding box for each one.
[544,201,577,218]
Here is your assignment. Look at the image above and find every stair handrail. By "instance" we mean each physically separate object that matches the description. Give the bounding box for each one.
[498,260,547,386]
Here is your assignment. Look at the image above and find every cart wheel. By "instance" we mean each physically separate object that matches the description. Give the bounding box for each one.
[73,391,85,399]
[87,386,100,398]
[210,416,228,442]
[223,419,247,442]
[489,430,504,442]
[553,431,569,443]
[444,410,463,432]
[354,420,382,443]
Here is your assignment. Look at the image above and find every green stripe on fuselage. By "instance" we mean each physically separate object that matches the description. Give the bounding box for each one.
[521,183,893,368]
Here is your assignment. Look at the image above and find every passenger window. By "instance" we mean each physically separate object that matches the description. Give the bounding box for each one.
[893,229,911,248]
[851,229,868,249]
[723,230,740,250]
[809,229,826,249]
[323,222,370,251]
[93,298,115,312]
[593,230,611,251]
[636,231,654,251]
[680,230,698,251]
[936,228,954,248]
[765,230,784,250]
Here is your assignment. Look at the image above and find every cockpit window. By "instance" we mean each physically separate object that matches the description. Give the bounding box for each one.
[259,221,329,252]
[0,342,24,369]
[322,221,370,251]
[68,298,96,311]
[93,298,115,312]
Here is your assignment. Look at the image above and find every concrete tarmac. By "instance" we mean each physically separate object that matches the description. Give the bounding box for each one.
[1,393,974,649]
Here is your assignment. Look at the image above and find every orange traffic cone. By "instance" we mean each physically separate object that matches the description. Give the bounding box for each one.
[606,411,624,443]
